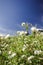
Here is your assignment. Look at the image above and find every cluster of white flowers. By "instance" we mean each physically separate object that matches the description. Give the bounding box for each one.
[21,22,25,26]
[8,53,16,59]
[34,50,42,55]
[17,31,24,35]
[17,31,27,35]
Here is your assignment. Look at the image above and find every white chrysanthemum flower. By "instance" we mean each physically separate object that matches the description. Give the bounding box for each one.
[21,55,26,58]
[8,53,16,58]
[22,44,26,51]
[31,27,37,32]
[28,55,34,61]
[0,50,1,54]
[34,50,42,55]
[22,47,25,51]
[25,31,27,34]
[20,31,25,35]
[21,22,25,26]
[17,31,28,35]
[20,31,24,35]
[5,34,10,39]
[8,51,12,55]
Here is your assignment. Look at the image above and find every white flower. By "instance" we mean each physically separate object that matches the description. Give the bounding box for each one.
[17,31,28,35]
[22,44,26,51]
[8,53,16,58]
[21,22,25,26]
[20,31,24,35]
[22,47,25,51]
[31,27,37,32]
[25,31,27,34]
[8,51,12,55]
[21,55,26,58]
[5,34,10,39]
[28,55,34,60]
[0,50,1,54]
[34,50,42,55]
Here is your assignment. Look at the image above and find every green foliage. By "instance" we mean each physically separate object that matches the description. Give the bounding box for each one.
[0,34,43,65]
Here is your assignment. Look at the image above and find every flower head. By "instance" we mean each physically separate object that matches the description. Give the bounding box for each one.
[8,51,12,55]
[0,50,1,54]
[31,27,37,32]
[8,53,16,59]
[21,55,26,58]
[25,31,27,34]
[22,44,27,51]
[34,50,42,55]
[21,22,25,26]
[28,55,34,61]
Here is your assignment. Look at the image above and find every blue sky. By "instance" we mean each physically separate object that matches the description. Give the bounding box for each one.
[0,0,43,35]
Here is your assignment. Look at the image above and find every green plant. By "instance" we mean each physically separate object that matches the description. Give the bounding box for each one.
[0,33,43,65]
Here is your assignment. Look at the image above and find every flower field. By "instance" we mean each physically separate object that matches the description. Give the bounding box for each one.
[0,33,43,65]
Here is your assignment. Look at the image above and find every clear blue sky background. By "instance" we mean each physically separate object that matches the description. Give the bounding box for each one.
[0,0,43,35]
